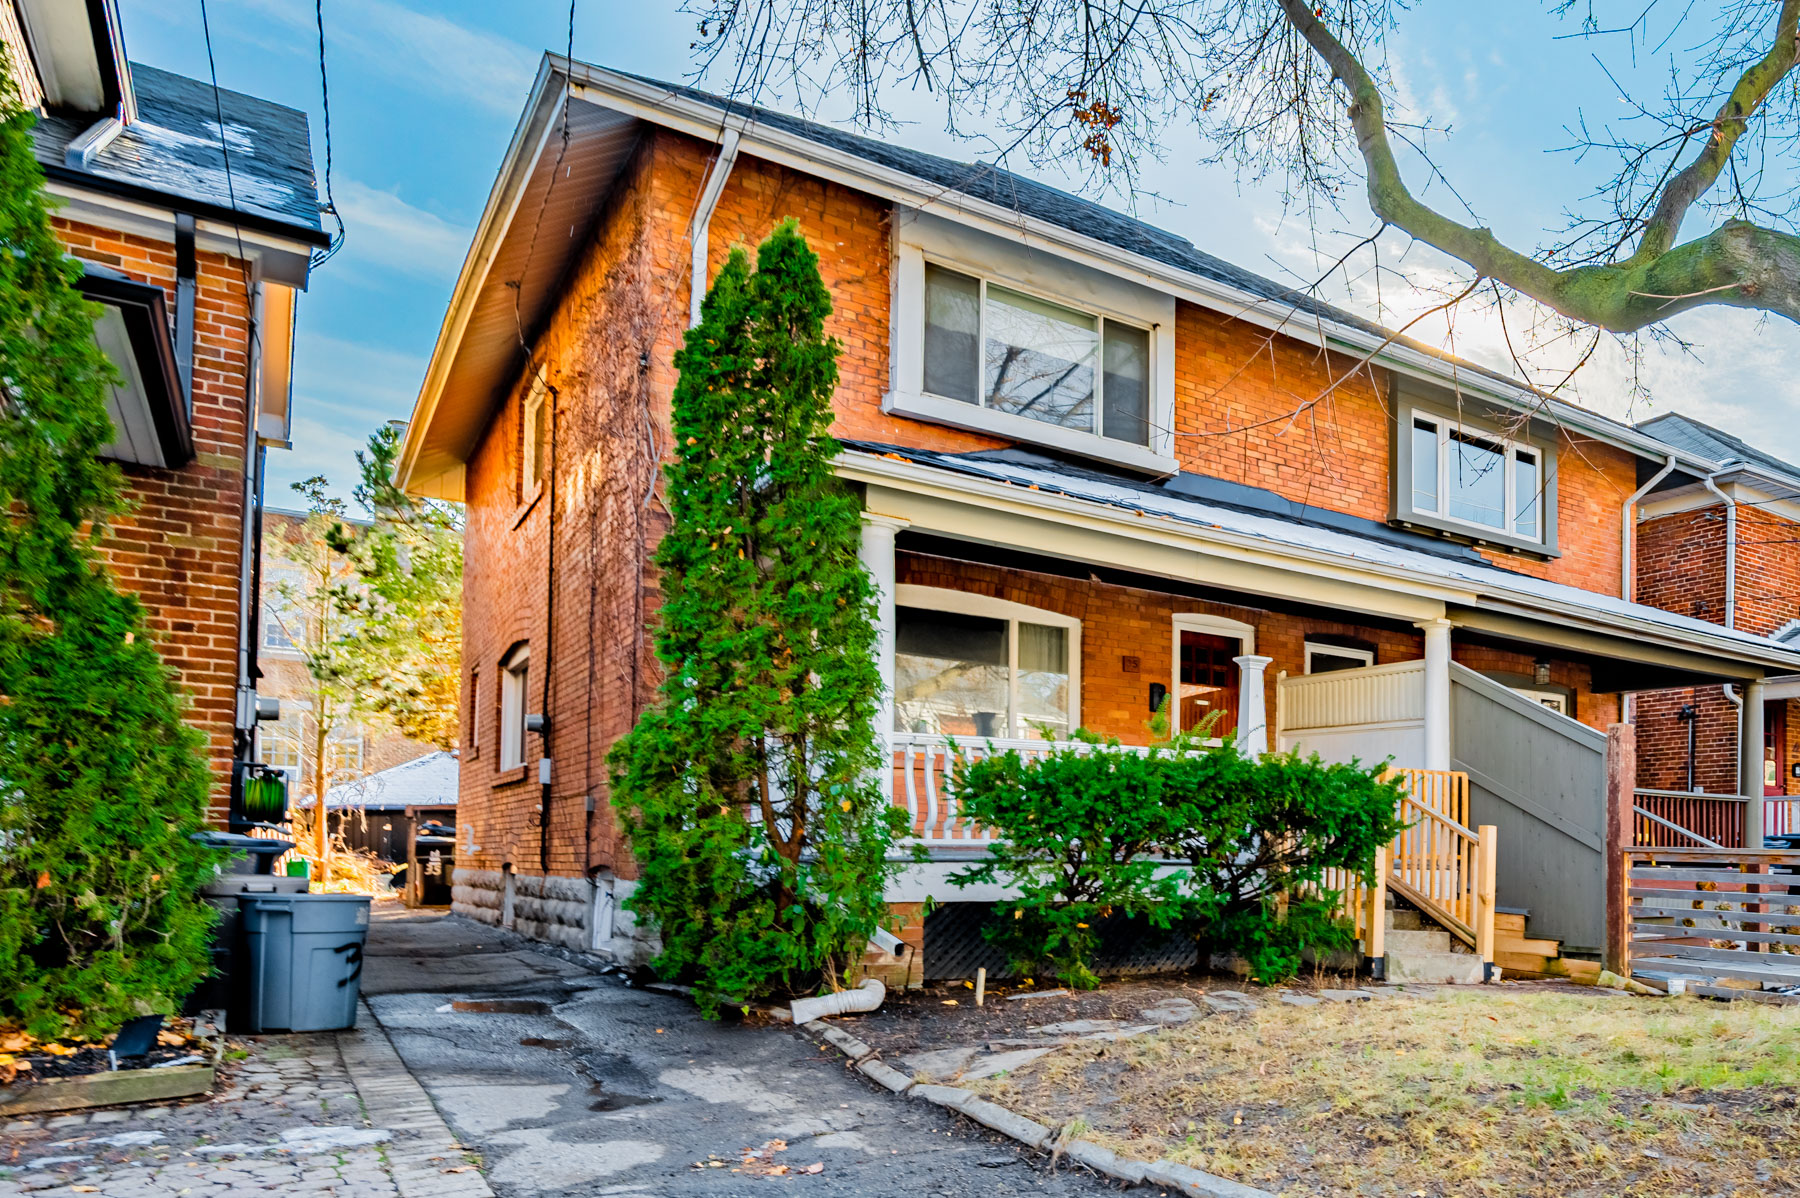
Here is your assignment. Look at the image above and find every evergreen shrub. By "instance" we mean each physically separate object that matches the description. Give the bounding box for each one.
[0,56,218,1038]
[610,220,907,1015]
[948,735,1405,986]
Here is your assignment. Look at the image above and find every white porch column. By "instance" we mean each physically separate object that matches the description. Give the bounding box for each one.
[1416,618,1454,771]
[1742,677,1767,847]
[1233,654,1274,756]
[858,514,909,765]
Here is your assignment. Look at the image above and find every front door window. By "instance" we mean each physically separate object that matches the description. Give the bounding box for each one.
[1176,630,1239,739]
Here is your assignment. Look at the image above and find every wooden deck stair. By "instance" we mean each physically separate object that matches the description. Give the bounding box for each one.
[1490,909,1602,982]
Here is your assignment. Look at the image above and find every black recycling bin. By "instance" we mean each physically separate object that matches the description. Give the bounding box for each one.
[411,826,456,907]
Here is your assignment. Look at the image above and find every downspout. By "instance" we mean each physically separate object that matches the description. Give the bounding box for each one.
[1724,684,1744,796]
[232,274,263,782]
[1621,455,1677,601]
[1701,464,1741,631]
[174,214,198,413]
[1620,454,1676,728]
[687,127,742,328]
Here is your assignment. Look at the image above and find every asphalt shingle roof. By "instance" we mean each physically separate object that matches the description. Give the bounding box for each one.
[33,63,324,241]
[325,751,458,810]
[1636,412,1800,485]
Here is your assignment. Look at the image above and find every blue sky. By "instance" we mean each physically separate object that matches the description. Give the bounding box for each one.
[117,1,1800,503]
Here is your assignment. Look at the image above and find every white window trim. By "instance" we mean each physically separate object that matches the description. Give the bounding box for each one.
[1303,641,1375,673]
[1512,686,1570,716]
[1408,409,1545,544]
[499,645,530,771]
[521,369,548,492]
[1170,614,1256,739]
[894,583,1081,739]
[886,210,1178,475]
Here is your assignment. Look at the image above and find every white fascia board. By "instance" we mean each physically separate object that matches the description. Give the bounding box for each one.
[842,451,1468,617]
[561,64,1716,474]
[398,55,567,495]
[841,450,1800,672]
[43,181,317,287]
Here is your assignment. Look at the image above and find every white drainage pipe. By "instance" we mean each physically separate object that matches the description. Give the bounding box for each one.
[789,979,886,1024]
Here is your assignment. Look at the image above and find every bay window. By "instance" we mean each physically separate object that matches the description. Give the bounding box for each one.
[892,587,1078,741]
[887,211,1176,474]
[1395,404,1557,555]
[923,264,1151,446]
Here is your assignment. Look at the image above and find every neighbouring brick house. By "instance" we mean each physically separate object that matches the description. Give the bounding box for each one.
[256,508,443,808]
[5,1,325,817]
[396,56,1800,974]
[1630,412,1800,844]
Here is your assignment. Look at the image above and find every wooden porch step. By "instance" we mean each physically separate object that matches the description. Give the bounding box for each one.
[1495,935,1562,958]
[1494,912,1528,937]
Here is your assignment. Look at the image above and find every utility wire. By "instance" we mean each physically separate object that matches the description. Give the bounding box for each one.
[312,0,345,268]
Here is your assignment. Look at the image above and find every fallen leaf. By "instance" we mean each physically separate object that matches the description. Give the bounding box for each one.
[802,1162,824,1173]
[443,1166,475,1174]
[73,1189,99,1194]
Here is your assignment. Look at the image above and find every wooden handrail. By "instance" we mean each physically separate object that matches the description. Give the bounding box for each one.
[1384,768,1495,967]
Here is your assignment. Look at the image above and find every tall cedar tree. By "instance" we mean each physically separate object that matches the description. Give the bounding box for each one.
[0,58,217,1038]
[611,221,905,1014]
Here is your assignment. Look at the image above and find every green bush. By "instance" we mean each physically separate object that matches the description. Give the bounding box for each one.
[0,53,218,1038]
[947,735,1405,986]
[609,221,907,1015]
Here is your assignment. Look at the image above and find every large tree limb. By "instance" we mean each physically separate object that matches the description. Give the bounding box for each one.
[1277,0,1800,331]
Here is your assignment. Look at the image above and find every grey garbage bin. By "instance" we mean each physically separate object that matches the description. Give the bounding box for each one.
[238,894,372,1033]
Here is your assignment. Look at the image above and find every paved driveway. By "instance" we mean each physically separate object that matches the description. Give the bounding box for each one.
[363,908,1096,1197]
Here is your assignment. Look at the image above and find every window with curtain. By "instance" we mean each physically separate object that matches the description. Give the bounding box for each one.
[923,263,1152,446]
[894,605,1072,740]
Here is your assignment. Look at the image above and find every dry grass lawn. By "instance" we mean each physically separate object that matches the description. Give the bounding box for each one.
[965,988,1800,1197]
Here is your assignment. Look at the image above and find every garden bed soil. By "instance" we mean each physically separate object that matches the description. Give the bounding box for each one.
[843,976,1800,1197]
[0,1018,216,1116]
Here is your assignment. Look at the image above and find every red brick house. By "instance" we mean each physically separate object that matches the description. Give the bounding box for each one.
[1631,412,1800,846]
[5,1,325,817]
[396,56,1800,971]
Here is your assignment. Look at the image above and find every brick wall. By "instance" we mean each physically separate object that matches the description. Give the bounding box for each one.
[54,217,254,812]
[1633,499,1800,797]
[455,127,1654,881]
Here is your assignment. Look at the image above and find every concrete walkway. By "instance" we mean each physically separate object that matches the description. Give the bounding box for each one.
[362,907,1098,1196]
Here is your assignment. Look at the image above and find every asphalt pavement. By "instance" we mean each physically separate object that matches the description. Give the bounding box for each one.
[362,907,1103,1197]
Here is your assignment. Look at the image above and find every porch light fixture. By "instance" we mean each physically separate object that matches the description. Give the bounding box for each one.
[1533,659,1551,686]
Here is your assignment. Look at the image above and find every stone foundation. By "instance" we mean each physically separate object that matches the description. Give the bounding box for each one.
[447,866,659,969]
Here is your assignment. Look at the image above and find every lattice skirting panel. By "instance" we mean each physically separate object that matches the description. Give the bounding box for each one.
[921,903,1199,982]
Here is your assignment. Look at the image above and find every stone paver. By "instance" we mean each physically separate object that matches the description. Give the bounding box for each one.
[0,980,483,1197]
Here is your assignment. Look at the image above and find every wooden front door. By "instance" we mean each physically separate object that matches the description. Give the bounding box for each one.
[1176,630,1239,739]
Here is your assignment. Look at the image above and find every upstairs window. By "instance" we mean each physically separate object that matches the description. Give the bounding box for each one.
[887,212,1176,475]
[521,372,548,493]
[1395,403,1557,555]
[924,264,1151,446]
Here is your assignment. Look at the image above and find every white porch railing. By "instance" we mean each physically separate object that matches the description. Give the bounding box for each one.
[889,732,1155,849]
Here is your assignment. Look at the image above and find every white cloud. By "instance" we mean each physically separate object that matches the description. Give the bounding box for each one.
[332,181,472,279]
[238,0,537,116]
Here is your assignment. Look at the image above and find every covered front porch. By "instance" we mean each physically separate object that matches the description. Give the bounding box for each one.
[844,443,1800,962]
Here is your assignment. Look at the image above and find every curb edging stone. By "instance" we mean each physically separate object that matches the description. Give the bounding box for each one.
[798,1018,1274,1195]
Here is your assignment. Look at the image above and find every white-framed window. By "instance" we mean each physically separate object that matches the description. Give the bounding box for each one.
[499,644,530,770]
[259,709,303,779]
[261,563,304,654]
[887,211,1177,474]
[892,585,1079,741]
[326,725,364,786]
[1405,411,1547,545]
[1304,641,1375,674]
[922,263,1153,447]
[467,671,481,758]
[1513,687,1569,716]
[521,371,548,493]
[1170,614,1255,740]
